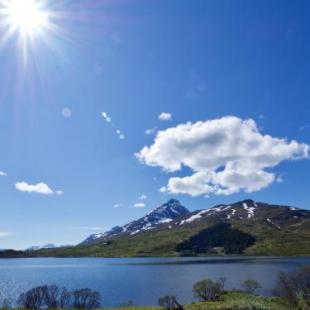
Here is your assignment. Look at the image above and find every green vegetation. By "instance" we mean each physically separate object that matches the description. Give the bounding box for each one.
[104,293,291,310]
[32,217,310,258]
[193,279,223,302]
[241,279,261,294]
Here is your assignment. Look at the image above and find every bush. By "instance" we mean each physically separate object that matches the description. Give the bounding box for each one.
[0,298,12,309]
[276,265,310,308]
[45,285,71,308]
[241,279,261,294]
[17,286,47,309]
[72,288,101,309]
[158,295,183,310]
[17,285,100,309]
[193,279,223,301]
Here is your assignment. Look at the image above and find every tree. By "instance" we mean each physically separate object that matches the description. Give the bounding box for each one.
[0,298,11,309]
[218,277,227,292]
[17,286,47,309]
[158,295,183,310]
[193,279,222,301]
[72,288,101,309]
[277,265,310,307]
[44,285,71,308]
[241,279,261,294]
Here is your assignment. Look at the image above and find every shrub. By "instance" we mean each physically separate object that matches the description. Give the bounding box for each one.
[241,279,261,294]
[0,298,12,309]
[276,265,310,307]
[45,285,71,308]
[72,288,101,309]
[17,286,47,309]
[158,295,183,310]
[17,285,100,309]
[193,279,223,301]
[218,277,227,291]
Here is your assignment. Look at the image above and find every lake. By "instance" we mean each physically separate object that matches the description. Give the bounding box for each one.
[0,257,309,306]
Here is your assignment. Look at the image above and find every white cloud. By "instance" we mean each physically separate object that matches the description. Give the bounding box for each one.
[15,182,64,195]
[62,107,72,118]
[0,231,14,238]
[145,127,157,135]
[159,112,172,121]
[137,116,309,197]
[102,112,111,122]
[113,203,122,208]
[139,194,147,200]
[133,203,146,208]
[0,171,7,176]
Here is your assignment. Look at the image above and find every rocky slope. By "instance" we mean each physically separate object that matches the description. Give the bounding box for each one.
[81,199,189,245]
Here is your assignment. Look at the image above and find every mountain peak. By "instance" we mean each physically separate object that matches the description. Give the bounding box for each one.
[167,198,181,204]
[81,200,189,245]
[146,199,189,218]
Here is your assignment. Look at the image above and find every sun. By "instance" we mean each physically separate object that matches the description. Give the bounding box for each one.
[3,0,49,36]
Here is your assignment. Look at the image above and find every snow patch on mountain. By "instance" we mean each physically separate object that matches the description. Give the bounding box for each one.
[243,202,256,218]
[81,199,189,244]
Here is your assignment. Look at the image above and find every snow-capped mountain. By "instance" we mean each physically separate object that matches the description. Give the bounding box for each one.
[26,244,57,251]
[81,199,190,245]
[173,199,309,229]
[81,199,310,245]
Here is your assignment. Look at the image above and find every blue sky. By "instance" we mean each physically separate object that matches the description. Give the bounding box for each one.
[0,0,309,249]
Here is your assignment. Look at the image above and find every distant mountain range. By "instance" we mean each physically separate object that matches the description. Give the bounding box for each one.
[32,198,310,257]
[1,198,309,258]
[26,244,57,251]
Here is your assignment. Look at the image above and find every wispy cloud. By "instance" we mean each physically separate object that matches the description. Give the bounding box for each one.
[159,112,172,121]
[145,127,157,135]
[0,171,7,176]
[113,203,122,208]
[0,231,14,238]
[139,194,147,200]
[15,182,64,195]
[133,203,146,208]
[62,107,72,118]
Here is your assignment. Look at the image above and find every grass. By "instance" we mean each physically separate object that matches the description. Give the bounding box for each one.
[104,292,291,310]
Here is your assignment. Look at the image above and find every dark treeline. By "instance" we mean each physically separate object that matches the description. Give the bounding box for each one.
[176,223,256,255]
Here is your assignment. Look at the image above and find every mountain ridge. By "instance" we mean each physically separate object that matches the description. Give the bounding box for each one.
[20,198,310,258]
[81,199,189,245]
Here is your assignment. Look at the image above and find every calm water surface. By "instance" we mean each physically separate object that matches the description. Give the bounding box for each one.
[0,257,309,306]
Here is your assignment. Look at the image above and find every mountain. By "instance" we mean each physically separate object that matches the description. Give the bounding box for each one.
[35,199,310,257]
[26,244,57,251]
[81,199,190,245]
[26,244,72,252]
